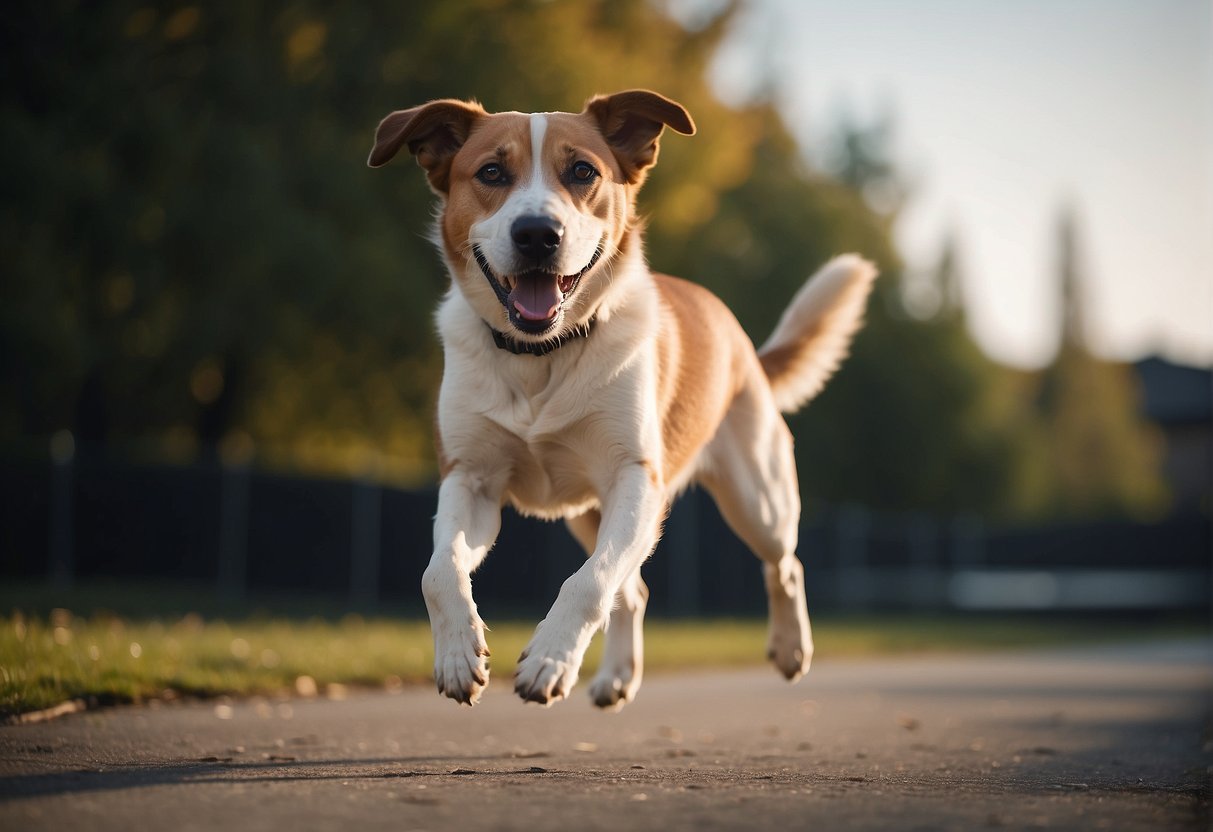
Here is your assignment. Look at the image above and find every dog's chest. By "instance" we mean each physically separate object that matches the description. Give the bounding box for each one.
[446,363,603,514]
[503,434,597,517]
[501,389,599,506]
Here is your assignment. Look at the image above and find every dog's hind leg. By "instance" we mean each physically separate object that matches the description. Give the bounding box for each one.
[701,392,813,682]
[569,508,649,710]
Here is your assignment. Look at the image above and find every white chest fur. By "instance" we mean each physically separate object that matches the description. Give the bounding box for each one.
[435,279,661,518]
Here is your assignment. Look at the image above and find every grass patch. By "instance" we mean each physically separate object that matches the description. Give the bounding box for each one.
[0,581,1204,717]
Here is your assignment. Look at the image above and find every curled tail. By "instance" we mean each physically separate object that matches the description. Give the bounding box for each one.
[758,254,879,414]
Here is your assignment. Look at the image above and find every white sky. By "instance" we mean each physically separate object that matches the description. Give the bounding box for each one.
[699,0,1213,368]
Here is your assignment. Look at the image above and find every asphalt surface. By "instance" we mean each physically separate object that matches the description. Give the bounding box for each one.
[2,640,1210,831]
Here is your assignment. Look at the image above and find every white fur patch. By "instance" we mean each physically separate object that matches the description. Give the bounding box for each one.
[469,113,606,287]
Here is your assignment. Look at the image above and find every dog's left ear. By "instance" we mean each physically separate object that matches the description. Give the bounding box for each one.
[367,99,486,193]
[584,90,695,184]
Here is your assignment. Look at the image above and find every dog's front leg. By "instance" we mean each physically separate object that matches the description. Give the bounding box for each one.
[514,462,664,705]
[423,470,503,705]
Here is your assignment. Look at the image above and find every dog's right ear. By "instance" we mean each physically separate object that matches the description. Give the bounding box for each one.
[367,99,486,193]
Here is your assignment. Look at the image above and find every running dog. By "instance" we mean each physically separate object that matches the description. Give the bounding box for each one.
[368,90,877,709]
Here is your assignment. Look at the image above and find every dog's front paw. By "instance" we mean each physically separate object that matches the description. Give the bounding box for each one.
[432,620,491,705]
[513,628,582,706]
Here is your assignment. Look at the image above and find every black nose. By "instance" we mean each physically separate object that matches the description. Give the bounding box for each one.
[511,216,563,260]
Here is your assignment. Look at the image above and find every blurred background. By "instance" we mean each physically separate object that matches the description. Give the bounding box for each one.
[1,0,1209,644]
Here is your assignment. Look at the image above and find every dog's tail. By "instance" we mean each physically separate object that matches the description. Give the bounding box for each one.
[757,254,879,414]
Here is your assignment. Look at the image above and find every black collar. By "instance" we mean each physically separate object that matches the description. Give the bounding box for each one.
[487,313,598,356]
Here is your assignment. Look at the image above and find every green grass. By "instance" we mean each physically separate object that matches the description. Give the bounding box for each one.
[0,581,1204,717]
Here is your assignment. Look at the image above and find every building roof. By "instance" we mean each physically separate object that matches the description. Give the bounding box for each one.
[1134,356,1213,426]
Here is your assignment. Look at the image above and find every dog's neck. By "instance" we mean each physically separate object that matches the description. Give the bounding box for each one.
[486,313,598,356]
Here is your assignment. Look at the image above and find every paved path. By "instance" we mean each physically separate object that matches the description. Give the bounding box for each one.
[2,640,1210,831]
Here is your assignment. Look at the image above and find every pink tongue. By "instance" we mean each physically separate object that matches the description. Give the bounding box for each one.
[510,273,561,321]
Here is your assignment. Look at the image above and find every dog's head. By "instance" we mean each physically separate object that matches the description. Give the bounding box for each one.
[369,91,695,342]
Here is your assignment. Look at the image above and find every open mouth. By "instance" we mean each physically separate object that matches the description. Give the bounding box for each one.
[473,244,602,335]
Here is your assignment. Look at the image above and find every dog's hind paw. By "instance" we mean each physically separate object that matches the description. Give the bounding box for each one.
[766,634,812,682]
[587,670,639,711]
[432,622,491,706]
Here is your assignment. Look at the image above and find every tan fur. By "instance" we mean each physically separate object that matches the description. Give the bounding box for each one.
[758,254,879,413]
[369,91,876,710]
[652,273,750,484]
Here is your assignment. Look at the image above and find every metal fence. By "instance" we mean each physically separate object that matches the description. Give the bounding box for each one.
[1,449,1209,616]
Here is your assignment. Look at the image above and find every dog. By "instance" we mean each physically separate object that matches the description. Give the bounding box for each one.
[368,90,876,709]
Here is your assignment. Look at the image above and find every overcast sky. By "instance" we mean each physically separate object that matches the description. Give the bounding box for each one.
[695,0,1212,368]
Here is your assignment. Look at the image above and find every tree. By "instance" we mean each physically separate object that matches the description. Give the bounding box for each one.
[722,115,1049,517]
[1034,205,1167,517]
[5,0,1155,522]
[933,230,965,320]
[0,0,763,479]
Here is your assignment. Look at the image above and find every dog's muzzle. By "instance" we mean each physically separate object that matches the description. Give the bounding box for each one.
[473,243,603,336]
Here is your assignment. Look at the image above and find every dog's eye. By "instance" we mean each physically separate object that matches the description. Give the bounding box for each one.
[476,163,508,186]
[570,161,598,183]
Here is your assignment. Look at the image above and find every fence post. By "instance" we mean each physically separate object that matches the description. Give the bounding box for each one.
[666,490,701,616]
[836,503,871,609]
[908,512,939,609]
[217,457,251,603]
[349,475,382,608]
[49,430,75,590]
[949,514,986,568]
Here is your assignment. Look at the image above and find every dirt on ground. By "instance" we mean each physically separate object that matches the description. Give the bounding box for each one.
[1,640,1209,831]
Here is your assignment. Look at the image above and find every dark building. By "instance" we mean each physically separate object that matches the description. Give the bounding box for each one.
[1134,356,1213,511]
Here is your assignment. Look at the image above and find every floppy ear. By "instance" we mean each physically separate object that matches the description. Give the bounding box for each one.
[584,90,696,184]
[367,99,486,193]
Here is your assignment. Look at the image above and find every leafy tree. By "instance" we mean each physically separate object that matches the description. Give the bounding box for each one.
[699,116,1047,517]
[0,0,762,478]
[1,0,1163,521]
[932,231,965,320]
[1034,205,1167,517]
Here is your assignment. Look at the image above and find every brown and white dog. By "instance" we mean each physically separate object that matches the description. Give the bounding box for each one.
[368,90,876,709]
